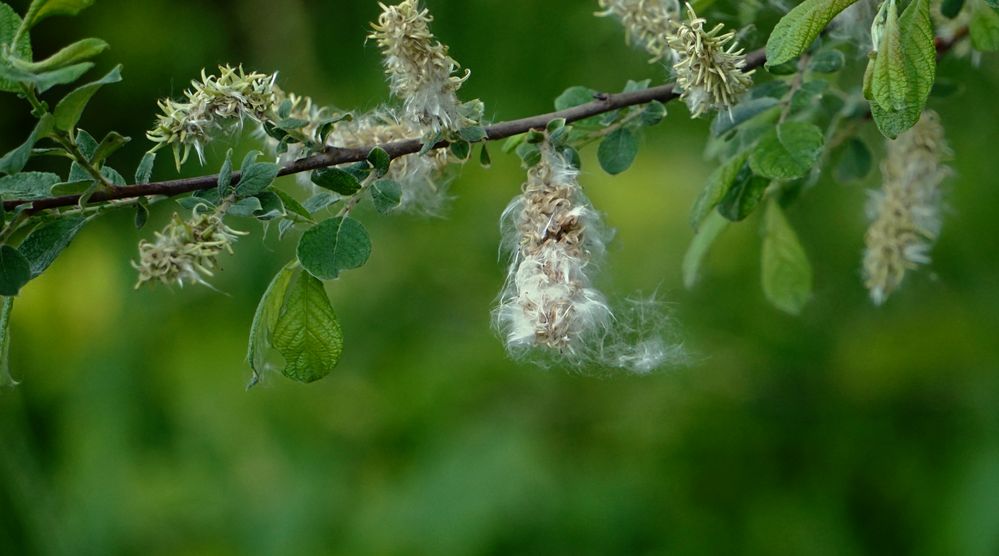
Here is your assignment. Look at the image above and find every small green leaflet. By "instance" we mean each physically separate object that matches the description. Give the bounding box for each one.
[0,115,54,176]
[0,246,31,296]
[833,138,873,182]
[135,151,156,184]
[0,4,33,93]
[761,200,813,314]
[367,147,391,176]
[17,215,87,277]
[766,0,859,67]
[690,151,750,230]
[683,211,729,289]
[749,122,824,180]
[1,296,17,390]
[598,128,638,175]
[271,270,344,383]
[235,153,280,197]
[0,172,61,200]
[311,167,361,195]
[971,0,999,51]
[21,0,95,32]
[297,217,372,280]
[711,98,780,137]
[246,262,297,387]
[865,0,936,139]
[53,65,123,132]
[370,179,402,214]
[216,149,233,196]
[15,37,107,73]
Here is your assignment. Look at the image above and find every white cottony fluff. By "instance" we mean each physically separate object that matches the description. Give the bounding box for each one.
[494,143,685,373]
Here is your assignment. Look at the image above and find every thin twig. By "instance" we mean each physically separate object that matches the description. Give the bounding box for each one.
[3,27,968,215]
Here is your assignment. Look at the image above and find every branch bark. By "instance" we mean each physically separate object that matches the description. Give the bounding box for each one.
[3,29,967,214]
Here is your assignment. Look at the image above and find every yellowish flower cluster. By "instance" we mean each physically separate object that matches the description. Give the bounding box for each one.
[666,4,752,118]
[863,111,951,305]
[147,65,277,169]
[369,0,470,133]
[597,0,681,62]
[133,210,246,289]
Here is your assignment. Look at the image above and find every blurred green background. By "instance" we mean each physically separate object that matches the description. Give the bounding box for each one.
[2,0,999,554]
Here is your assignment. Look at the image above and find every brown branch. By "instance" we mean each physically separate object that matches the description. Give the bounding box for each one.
[3,28,967,214]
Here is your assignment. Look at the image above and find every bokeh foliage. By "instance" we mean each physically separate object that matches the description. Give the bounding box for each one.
[1,0,998,553]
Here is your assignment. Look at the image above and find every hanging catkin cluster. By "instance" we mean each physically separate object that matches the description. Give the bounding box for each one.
[863,111,951,305]
[596,0,681,62]
[666,4,752,118]
[494,139,684,373]
[147,65,278,169]
[133,209,246,289]
[369,0,471,134]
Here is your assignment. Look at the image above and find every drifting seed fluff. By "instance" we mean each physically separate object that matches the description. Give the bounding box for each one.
[327,109,454,215]
[863,111,951,305]
[666,3,752,118]
[133,210,247,289]
[369,0,470,134]
[830,0,877,47]
[148,65,277,169]
[494,143,684,372]
[596,0,681,62]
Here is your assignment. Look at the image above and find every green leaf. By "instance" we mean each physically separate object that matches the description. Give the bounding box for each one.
[0,115,53,176]
[749,122,824,180]
[761,200,812,314]
[683,211,729,289]
[367,146,391,176]
[866,0,936,138]
[21,0,95,31]
[639,100,668,126]
[134,198,149,229]
[808,49,846,73]
[0,246,31,296]
[297,217,371,280]
[33,62,94,93]
[253,191,284,221]
[226,197,263,217]
[311,167,361,195]
[17,215,86,277]
[216,149,233,197]
[135,151,156,184]
[597,128,638,175]
[554,85,596,110]
[449,140,471,160]
[766,0,859,67]
[971,0,999,51]
[0,171,60,200]
[941,0,966,19]
[710,97,780,137]
[246,262,298,386]
[1,296,17,390]
[459,126,488,142]
[272,189,312,222]
[833,138,873,182]
[515,142,542,167]
[479,144,492,168]
[370,179,402,214]
[16,37,107,73]
[0,4,33,93]
[235,162,280,197]
[52,65,123,132]
[690,151,750,230]
[271,270,344,383]
[90,131,130,167]
[718,166,770,222]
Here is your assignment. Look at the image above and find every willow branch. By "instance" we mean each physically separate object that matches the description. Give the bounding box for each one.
[3,29,968,214]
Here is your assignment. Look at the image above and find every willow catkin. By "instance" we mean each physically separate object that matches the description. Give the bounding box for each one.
[863,111,951,305]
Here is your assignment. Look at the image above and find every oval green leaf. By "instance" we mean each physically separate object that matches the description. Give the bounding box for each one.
[297,217,372,280]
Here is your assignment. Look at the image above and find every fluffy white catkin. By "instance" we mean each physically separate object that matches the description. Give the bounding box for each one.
[494,142,684,373]
[863,111,951,305]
